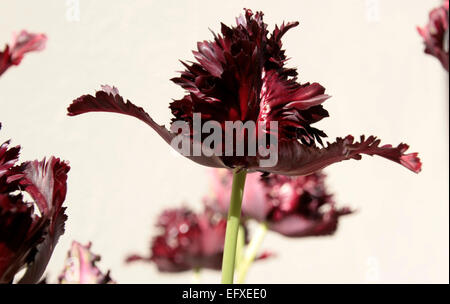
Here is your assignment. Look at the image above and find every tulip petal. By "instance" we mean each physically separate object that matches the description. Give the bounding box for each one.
[0,30,47,77]
[0,140,20,179]
[269,208,352,237]
[261,70,329,110]
[417,1,449,71]
[261,135,422,176]
[0,195,46,284]
[10,31,47,65]
[17,157,70,284]
[1,132,48,283]
[67,86,227,168]
[58,241,115,284]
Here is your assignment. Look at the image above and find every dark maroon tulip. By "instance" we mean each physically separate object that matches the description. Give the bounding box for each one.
[418,1,449,71]
[0,30,47,77]
[67,9,421,175]
[58,241,114,284]
[126,207,269,272]
[126,207,227,272]
[0,124,69,283]
[206,169,352,237]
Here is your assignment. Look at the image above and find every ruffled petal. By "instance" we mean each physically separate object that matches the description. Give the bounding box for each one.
[260,70,329,110]
[9,31,47,65]
[259,135,422,176]
[1,129,49,283]
[0,140,20,179]
[1,126,69,283]
[17,157,70,284]
[259,70,330,142]
[58,241,115,284]
[67,86,227,168]
[0,30,47,77]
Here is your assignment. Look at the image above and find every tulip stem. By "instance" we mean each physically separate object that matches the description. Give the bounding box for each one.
[236,221,268,284]
[234,225,246,271]
[221,168,247,284]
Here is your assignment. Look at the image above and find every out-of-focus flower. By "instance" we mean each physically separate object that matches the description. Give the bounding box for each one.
[418,1,449,71]
[0,30,47,77]
[126,206,271,273]
[206,169,352,237]
[68,9,421,175]
[58,241,114,284]
[0,123,69,284]
[126,207,227,272]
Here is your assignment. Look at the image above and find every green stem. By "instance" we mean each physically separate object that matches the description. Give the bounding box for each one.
[234,225,246,271]
[221,168,247,284]
[236,222,268,284]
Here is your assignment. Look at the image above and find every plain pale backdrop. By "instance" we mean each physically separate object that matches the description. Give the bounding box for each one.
[0,0,448,283]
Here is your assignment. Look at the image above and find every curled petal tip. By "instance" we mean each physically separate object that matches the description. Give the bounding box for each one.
[400,152,422,173]
[100,84,120,96]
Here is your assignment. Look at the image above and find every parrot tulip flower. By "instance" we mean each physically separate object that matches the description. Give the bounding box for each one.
[126,206,269,273]
[126,207,227,272]
[67,9,421,175]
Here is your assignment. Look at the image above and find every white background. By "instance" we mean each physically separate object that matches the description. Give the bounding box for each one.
[1,0,448,283]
